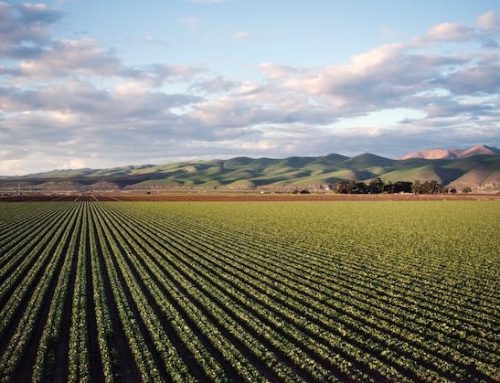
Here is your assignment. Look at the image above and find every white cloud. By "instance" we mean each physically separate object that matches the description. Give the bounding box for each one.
[477,11,500,32]
[1,2,500,174]
[190,76,238,93]
[62,159,86,169]
[259,63,299,79]
[348,43,406,73]
[0,2,60,58]
[16,38,121,78]
[4,35,203,86]
[422,22,475,42]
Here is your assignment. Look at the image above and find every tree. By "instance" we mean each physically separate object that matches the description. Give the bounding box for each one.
[412,180,421,194]
[335,181,356,194]
[353,181,367,194]
[462,186,472,194]
[335,181,367,194]
[368,177,384,194]
[382,181,412,194]
[411,179,441,194]
[420,180,441,194]
[393,181,413,193]
[383,182,395,194]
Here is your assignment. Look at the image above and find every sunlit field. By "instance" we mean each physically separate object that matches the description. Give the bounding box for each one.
[0,201,498,382]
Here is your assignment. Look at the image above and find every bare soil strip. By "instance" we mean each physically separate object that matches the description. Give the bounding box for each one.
[1,193,499,202]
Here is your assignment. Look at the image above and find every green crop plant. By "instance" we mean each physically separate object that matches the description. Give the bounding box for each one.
[0,200,498,382]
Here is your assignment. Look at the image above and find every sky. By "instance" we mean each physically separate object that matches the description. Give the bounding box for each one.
[1,0,500,175]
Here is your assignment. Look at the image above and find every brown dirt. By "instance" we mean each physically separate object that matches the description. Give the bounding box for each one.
[1,192,499,202]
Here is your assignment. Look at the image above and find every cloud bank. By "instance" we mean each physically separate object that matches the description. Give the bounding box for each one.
[0,2,499,175]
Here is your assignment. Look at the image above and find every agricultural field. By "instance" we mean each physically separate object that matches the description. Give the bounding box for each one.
[0,200,499,382]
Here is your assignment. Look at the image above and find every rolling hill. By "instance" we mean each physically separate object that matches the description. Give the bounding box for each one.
[401,144,500,160]
[1,146,499,192]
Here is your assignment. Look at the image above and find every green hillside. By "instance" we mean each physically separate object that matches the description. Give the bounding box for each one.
[1,153,499,192]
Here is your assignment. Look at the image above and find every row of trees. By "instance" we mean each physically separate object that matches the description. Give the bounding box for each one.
[334,178,471,194]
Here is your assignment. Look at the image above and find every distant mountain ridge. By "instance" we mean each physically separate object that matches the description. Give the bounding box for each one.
[1,145,499,192]
[401,144,500,160]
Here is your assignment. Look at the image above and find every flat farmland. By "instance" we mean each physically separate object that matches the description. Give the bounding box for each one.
[0,201,499,382]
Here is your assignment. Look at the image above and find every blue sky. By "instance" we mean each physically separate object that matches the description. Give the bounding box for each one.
[1,0,499,174]
[55,1,496,74]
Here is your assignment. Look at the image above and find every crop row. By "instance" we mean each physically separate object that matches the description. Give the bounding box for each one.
[103,203,498,381]
[0,200,498,383]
